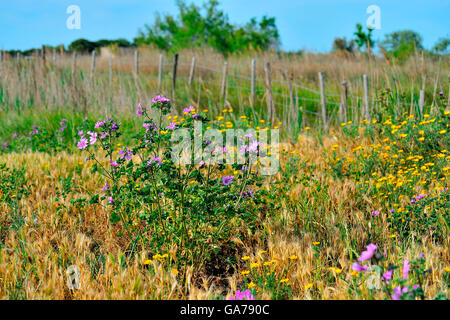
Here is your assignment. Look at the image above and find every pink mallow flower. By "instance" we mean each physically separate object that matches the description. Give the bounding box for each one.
[94,121,105,129]
[183,105,194,113]
[352,262,368,272]
[358,243,377,262]
[229,289,255,300]
[391,286,408,300]
[402,259,410,279]
[87,131,97,145]
[152,95,170,104]
[383,269,393,283]
[222,176,234,186]
[136,103,144,115]
[147,156,162,166]
[166,122,176,130]
[77,137,88,150]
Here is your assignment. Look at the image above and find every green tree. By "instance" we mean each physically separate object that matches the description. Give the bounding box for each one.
[353,23,374,53]
[134,0,279,56]
[433,37,450,54]
[332,37,355,53]
[68,38,97,53]
[379,30,424,61]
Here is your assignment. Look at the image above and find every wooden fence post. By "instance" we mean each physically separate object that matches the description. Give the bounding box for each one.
[221,61,228,107]
[419,90,425,118]
[340,80,348,124]
[41,45,46,65]
[251,59,256,109]
[189,56,196,88]
[134,50,139,76]
[158,54,163,93]
[318,72,328,131]
[264,62,274,125]
[90,50,96,81]
[0,50,3,64]
[172,53,179,99]
[286,69,295,132]
[363,74,370,121]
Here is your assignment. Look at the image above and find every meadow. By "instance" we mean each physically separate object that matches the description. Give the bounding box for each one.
[0,49,448,300]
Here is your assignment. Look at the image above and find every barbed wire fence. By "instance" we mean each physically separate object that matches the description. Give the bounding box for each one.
[0,48,431,134]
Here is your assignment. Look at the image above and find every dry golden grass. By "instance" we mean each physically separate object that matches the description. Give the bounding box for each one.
[1,127,447,299]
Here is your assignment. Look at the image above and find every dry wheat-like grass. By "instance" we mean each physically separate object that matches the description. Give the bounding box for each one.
[0,125,447,299]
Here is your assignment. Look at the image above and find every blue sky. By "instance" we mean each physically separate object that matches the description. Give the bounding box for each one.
[1,0,449,52]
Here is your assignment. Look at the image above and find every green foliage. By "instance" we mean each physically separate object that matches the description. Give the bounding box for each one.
[329,108,449,243]
[0,163,30,232]
[432,37,450,55]
[353,23,374,52]
[379,30,424,62]
[68,38,133,53]
[332,37,356,53]
[77,97,268,269]
[134,0,279,56]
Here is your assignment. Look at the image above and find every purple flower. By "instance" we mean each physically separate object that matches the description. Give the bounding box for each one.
[358,243,377,262]
[94,121,105,129]
[108,197,114,204]
[439,91,443,96]
[77,137,88,150]
[147,156,162,166]
[111,122,120,132]
[118,147,133,161]
[222,176,234,186]
[101,183,109,191]
[371,210,380,217]
[12,132,18,139]
[137,103,144,115]
[229,289,255,300]
[143,122,157,133]
[391,286,408,300]
[100,132,108,140]
[152,95,170,104]
[1,142,8,149]
[248,141,259,154]
[389,209,395,214]
[166,122,176,130]
[183,105,194,113]
[87,131,97,145]
[198,160,205,168]
[352,262,368,272]
[110,161,118,167]
[402,259,410,279]
[383,269,393,283]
